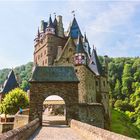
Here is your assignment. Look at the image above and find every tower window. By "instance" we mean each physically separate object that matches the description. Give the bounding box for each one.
[103,81,106,87]
[96,81,98,86]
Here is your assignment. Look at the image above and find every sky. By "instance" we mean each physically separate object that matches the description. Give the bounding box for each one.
[0,0,140,69]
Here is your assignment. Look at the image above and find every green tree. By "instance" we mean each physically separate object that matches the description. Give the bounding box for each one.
[114,79,122,99]
[122,64,133,97]
[20,80,30,91]
[0,88,29,115]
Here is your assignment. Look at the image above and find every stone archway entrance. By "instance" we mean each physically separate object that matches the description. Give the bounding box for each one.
[43,95,66,125]
[29,66,79,125]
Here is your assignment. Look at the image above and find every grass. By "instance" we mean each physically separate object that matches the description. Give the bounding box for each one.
[111,109,140,139]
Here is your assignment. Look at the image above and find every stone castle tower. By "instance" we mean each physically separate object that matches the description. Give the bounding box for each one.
[33,14,110,129]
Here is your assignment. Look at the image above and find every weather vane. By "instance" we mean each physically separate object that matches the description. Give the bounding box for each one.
[71,10,75,17]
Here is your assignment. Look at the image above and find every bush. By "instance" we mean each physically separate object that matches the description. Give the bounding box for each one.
[0,88,29,115]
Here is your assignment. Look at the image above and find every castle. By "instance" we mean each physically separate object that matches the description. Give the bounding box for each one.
[30,14,110,129]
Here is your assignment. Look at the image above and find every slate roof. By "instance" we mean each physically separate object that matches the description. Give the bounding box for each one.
[88,48,102,76]
[68,17,82,39]
[0,70,19,94]
[76,34,85,54]
[30,66,79,82]
[47,15,54,28]
[83,33,91,57]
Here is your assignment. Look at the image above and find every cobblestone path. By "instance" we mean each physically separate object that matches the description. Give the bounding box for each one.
[29,125,84,140]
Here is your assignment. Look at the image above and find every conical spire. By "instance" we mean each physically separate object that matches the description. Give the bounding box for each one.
[47,14,54,28]
[68,16,82,38]
[37,27,40,38]
[76,33,85,53]
[88,47,102,75]
[1,70,19,94]
[53,14,57,27]
[83,33,91,56]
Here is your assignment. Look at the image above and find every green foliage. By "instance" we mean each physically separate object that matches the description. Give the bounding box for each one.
[0,62,33,89]
[111,109,140,139]
[108,57,140,129]
[0,88,29,115]
[20,80,30,91]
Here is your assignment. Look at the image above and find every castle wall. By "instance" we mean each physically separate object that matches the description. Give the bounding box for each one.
[75,65,96,103]
[34,34,66,66]
[78,103,104,128]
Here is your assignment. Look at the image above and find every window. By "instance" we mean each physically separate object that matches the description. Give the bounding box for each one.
[45,59,47,64]
[103,81,106,87]
[44,50,46,55]
[96,81,98,86]
[38,55,40,60]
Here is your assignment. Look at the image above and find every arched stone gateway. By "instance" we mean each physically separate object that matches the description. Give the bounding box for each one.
[29,66,79,125]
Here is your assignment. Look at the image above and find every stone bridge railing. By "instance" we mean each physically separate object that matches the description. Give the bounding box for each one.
[69,119,135,140]
[0,118,40,140]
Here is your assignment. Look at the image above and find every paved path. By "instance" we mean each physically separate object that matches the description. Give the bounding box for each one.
[29,125,84,140]
[29,115,84,140]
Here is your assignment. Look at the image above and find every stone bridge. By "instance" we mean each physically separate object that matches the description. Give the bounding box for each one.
[0,117,134,140]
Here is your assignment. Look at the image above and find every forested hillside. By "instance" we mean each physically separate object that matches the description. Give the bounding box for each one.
[0,62,33,91]
[108,57,140,129]
[0,57,140,130]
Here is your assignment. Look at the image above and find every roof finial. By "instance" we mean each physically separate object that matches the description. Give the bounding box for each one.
[53,12,56,18]
[71,10,75,17]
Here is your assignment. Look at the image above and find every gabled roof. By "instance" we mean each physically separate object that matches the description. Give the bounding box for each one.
[55,37,76,61]
[76,34,85,53]
[88,48,102,76]
[1,70,19,94]
[30,66,79,82]
[68,17,82,39]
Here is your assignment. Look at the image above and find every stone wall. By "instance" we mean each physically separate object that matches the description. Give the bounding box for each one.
[78,103,104,128]
[29,82,79,123]
[14,109,29,129]
[34,34,66,66]
[0,122,14,133]
[14,115,29,129]
[0,118,40,140]
[75,65,97,103]
[70,119,135,140]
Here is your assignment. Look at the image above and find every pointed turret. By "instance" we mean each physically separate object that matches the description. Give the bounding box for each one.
[74,34,86,65]
[68,17,82,39]
[46,14,55,35]
[76,34,85,53]
[83,33,91,57]
[53,15,57,28]
[34,27,40,44]
[0,70,19,94]
[47,15,54,28]
[89,47,102,75]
